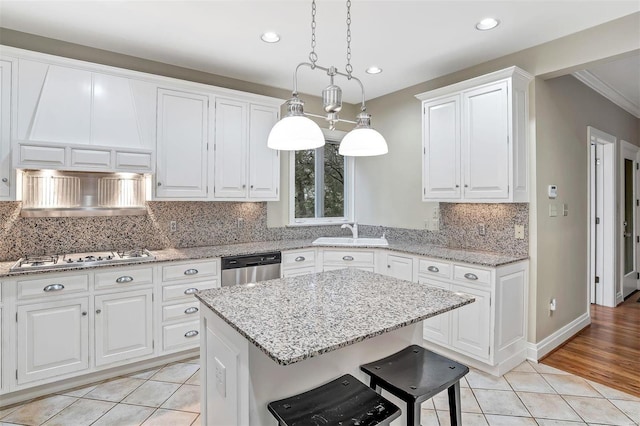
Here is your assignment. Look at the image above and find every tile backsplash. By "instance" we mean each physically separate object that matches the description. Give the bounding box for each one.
[0,201,528,262]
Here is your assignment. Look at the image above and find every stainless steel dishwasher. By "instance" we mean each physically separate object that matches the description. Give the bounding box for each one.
[221,251,282,286]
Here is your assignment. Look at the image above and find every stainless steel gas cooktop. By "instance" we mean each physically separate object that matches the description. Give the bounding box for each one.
[11,249,155,272]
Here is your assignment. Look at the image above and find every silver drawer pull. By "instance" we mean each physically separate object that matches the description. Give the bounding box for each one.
[184,330,199,338]
[427,266,440,273]
[43,284,64,292]
[184,269,199,276]
[184,287,198,295]
[184,306,199,315]
[116,276,134,284]
[295,256,306,262]
[464,273,478,281]
[342,256,354,261]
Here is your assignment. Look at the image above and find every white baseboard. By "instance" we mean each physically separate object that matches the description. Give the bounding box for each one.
[526,312,591,361]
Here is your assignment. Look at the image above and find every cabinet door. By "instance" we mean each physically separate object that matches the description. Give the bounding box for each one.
[214,98,247,198]
[248,104,279,200]
[450,283,491,360]
[0,60,11,199]
[418,277,450,345]
[17,298,89,384]
[423,95,461,200]
[462,82,509,199]
[384,254,414,281]
[18,60,92,144]
[156,88,209,198]
[95,289,153,366]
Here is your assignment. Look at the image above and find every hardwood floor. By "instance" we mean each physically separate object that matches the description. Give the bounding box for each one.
[542,291,640,397]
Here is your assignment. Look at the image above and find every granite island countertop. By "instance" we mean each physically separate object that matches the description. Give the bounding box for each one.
[195,268,475,365]
[0,239,527,278]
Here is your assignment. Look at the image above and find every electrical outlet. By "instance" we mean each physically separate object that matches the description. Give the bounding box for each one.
[170,221,177,232]
[515,224,525,239]
[549,204,557,217]
[477,223,486,236]
[237,217,244,229]
[563,203,569,216]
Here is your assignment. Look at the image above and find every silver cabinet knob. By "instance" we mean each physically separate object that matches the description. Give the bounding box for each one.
[184,287,198,295]
[464,273,478,281]
[427,266,439,273]
[96,309,102,314]
[184,269,198,276]
[184,306,199,315]
[82,311,88,316]
[184,330,199,338]
[387,265,391,268]
[250,185,254,189]
[1,178,7,183]
[116,276,134,284]
[294,256,305,262]
[464,184,469,188]
[44,284,65,292]
[455,184,459,188]
[157,182,162,186]
[342,256,354,261]
[242,184,246,189]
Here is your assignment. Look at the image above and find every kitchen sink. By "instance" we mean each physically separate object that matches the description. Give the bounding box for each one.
[312,237,389,247]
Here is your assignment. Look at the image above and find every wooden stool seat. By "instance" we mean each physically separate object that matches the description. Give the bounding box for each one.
[267,374,401,426]
[360,345,469,426]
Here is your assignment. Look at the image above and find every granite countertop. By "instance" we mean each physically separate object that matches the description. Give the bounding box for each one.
[0,239,528,278]
[195,268,475,365]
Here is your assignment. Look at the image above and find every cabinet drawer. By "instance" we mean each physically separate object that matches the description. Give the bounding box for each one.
[453,265,491,286]
[163,320,200,351]
[323,250,375,266]
[282,250,316,269]
[163,279,218,302]
[162,259,218,282]
[282,266,316,278]
[162,301,201,323]
[115,151,153,172]
[95,267,154,290]
[19,144,66,167]
[18,274,89,300]
[70,148,112,169]
[418,259,452,280]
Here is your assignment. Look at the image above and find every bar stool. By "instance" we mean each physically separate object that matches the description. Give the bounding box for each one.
[267,374,401,426]
[360,345,469,426]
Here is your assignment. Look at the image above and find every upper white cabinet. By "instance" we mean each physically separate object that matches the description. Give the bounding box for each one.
[416,66,532,203]
[156,88,209,199]
[213,99,279,201]
[0,59,12,199]
[17,59,156,149]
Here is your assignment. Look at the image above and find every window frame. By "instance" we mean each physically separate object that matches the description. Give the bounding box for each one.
[288,129,355,226]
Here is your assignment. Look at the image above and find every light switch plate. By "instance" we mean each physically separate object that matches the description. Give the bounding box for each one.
[549,204,557,217]
[563,203,568,216]
[515,225,525,239]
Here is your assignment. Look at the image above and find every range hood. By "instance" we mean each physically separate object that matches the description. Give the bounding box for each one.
[20,170,149,217]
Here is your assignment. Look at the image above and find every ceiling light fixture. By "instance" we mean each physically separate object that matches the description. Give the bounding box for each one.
[267,0,388,156]
[261,31,280,43]
[365,66,383,74]
[475,17,500,31]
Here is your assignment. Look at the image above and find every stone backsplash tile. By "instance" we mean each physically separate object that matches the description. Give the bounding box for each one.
[0,201,528,261]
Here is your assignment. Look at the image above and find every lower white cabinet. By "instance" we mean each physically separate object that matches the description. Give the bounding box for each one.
[382,253,414,281]
[321,249,376,272]
[94,289,153,367]
[449,283,491,359]
[17,298,89,384]
[281,249,317,278]
[418,277,450,345]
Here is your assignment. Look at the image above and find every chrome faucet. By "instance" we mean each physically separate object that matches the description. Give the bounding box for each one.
[341,222,358,239]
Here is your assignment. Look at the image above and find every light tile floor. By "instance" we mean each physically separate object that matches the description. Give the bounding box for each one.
[1,358,639,425]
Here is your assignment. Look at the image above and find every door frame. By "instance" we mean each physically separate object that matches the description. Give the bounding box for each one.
[620,140,639,302]
[587,126,617,307]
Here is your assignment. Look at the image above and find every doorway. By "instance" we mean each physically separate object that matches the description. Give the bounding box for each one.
[620,140,639,300]
[588,126,616,307]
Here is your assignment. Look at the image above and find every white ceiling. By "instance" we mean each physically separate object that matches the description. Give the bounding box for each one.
[0,1,638,103]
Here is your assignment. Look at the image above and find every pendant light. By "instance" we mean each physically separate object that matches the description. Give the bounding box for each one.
[267,0,388,156]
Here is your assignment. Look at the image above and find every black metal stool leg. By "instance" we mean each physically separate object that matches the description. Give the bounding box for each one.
[406,400,421,426]
[447,381,462,426]
[369,377,382,393]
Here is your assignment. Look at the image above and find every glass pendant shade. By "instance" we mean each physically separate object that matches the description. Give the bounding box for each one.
[339,128,388,156]
[267,115,325,150]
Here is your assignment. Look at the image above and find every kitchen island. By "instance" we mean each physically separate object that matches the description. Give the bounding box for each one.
[195,268,474,425]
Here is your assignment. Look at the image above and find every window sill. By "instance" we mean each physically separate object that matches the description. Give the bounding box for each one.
[287,219,352,227]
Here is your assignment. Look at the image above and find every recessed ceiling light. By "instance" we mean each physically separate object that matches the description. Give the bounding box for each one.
[476,18,500,31]
[366,66,383,74]
[261,32,280,43]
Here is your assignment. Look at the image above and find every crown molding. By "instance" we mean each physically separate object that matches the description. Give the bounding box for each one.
[573,70,640,118]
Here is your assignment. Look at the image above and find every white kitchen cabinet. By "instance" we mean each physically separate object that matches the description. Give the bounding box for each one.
[382,253,414,281]
[156,88,209,199]
[17,298,89,384]
[321,249,376,272]
[450,283,492,359]
[418,277,450,345]
[213,99,279,201]
[416,66,532,203]
[16,59,156,150]
[281,249,317,277]
[94,289,153,367]
[0,60,12,199]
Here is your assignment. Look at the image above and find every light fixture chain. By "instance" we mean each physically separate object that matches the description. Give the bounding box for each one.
[309,0,318,67]
[345,0,353,78]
